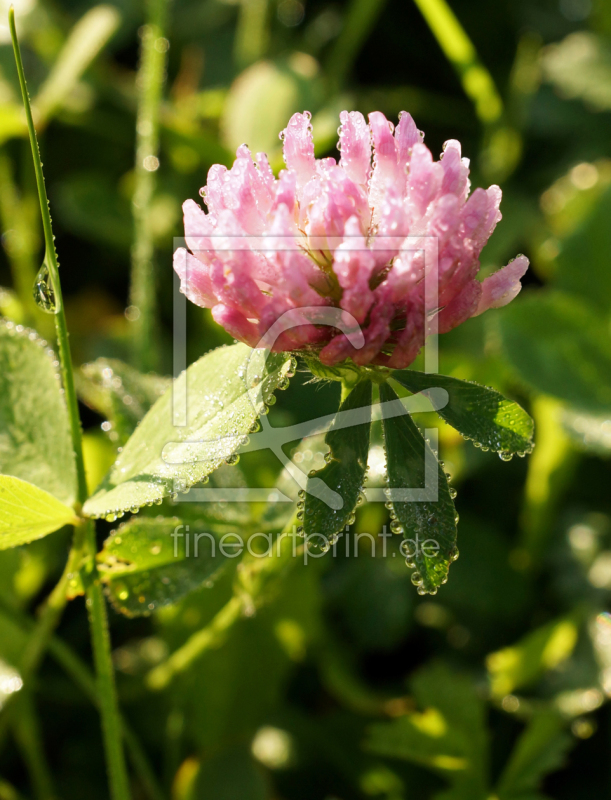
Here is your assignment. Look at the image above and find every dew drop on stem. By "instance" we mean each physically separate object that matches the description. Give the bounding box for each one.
[33,261,59,314]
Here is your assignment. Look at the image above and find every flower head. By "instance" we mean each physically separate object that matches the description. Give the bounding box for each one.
[174,110,528,367]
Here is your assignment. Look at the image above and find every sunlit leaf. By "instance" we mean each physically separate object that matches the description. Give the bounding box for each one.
[0,475,78,550]
[98,516,230,617]
[303,380,372,540]
[392,370,534,456]
[486,615,579,697]
[0,103,26,145]
[380,383,457,593]
[83,344,291,519]
[0,321,77,506]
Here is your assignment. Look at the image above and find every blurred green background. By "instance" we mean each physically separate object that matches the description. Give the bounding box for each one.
[3,0,611,797]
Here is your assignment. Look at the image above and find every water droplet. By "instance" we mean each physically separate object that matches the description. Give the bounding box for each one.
[411,571,423,587]
[33,261,59,314]
[499,451,513,461]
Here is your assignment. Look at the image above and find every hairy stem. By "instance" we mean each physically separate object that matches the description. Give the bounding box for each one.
[10,11,131,800]
[130,0,171,372]
[84,538,133,800]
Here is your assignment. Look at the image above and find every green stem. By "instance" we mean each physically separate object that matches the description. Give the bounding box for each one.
[84,549,133,800]
[8,7,86,508]
[0,598,165,800]
[147,517,301,690]
[412,0,522,180]
[326,0,388,92]
[130,0,170,372]
[47,634,166,800]
[147,596,243,690]
[0,523,85,748]
[234,0,269,68]
[9,10,131,800]
[11,691,56,800]
[412,0,503,125]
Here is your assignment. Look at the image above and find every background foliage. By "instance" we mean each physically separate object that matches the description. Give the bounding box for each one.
[2,0,611,797]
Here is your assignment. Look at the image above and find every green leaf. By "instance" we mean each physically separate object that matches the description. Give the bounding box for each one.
[191,746,268,800]
[303,380,372,540]
[365,663,487,792]
[486,615,579,697]
[555,185,611,315]
[77,357,170,446]
[380,383,458,594]
[495,711,572,799]
[0,322,77,506]
[162,557,322,751]
[98,516,230,617]
[83,344,291,520]
[0,475,78,550]
[391,370,534,456]
[498,291,611,414]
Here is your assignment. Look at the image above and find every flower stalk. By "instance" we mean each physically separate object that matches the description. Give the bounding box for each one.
[9,9,131,800]
[130,0,171,372]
